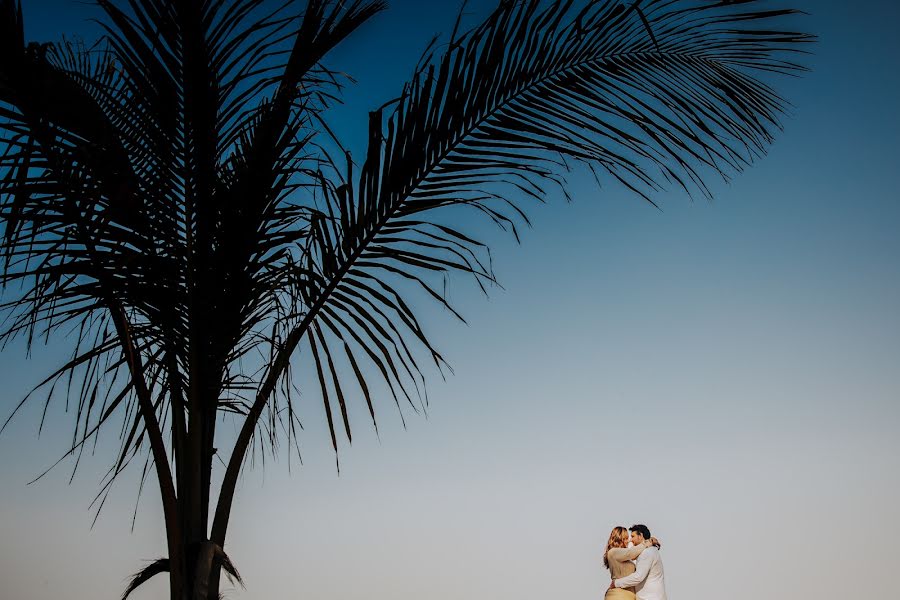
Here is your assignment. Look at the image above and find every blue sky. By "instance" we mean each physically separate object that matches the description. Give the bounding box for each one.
[1,1,899,599]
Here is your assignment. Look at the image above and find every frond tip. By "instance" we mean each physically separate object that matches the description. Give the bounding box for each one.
[216,546,244,588]
[120,548,242,600]
[122,558,169,600]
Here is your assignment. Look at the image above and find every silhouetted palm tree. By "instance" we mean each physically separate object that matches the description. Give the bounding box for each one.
[0,0,810,598]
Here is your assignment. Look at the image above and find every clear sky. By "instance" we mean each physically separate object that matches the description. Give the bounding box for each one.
[1,1,898,599]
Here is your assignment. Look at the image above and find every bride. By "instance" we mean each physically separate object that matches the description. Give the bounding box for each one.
[603,526,658,599]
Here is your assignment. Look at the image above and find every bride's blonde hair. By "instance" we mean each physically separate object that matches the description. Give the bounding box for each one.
[603,526,630,569]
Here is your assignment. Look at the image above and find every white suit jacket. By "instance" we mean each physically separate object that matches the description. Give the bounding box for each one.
[613,546,667,600]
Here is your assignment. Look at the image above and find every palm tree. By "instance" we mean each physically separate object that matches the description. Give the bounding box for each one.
[0,0,810,598]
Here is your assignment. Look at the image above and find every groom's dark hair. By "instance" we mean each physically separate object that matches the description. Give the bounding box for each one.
[631,524,651,539]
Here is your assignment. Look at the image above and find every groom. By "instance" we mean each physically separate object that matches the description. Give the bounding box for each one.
[608,524,668,600]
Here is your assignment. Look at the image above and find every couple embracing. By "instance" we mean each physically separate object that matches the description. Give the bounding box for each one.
[603,524,667,600]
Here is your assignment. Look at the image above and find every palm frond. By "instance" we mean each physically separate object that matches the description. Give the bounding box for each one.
[0,0,385,484]
[122,557,170,600]
[252,0,812,452]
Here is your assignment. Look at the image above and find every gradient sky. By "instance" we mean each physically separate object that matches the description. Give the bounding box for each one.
[1,1,899,599]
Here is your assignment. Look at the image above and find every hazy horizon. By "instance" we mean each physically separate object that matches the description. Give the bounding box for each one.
[1,1,898,599]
